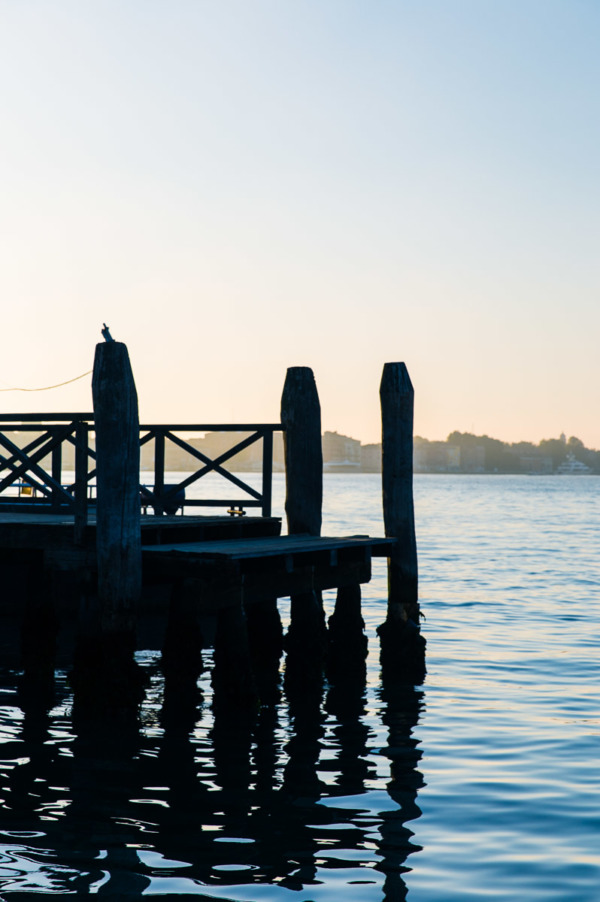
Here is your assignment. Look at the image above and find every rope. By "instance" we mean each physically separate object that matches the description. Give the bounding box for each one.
[0,370,93,392]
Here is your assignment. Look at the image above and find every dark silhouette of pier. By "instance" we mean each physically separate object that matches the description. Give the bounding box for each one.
[0,340,425,719]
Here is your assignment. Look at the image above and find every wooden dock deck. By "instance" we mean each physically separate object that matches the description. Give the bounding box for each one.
[0,511,282,549]
[143,533,393,608]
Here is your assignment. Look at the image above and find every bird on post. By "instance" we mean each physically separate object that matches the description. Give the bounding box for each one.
[101,323,114,342]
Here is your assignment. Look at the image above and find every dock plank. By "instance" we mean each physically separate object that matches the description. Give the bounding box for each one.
[142,534,392,610]
[142,534,393,561]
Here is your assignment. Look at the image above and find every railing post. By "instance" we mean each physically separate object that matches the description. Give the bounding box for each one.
[154,430,165,515]
[51,434,62,512]
[73,421,88,546]
[261,429,273,518]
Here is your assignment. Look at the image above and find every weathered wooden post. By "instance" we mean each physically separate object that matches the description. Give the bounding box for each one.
[280,367,327,682]
[72,338,144,716]
[93,340,141,640]
[377,362,425,681]
[281,367,322,537]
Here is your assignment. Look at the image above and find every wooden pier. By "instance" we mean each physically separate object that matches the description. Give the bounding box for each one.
[0,339,425,715]
[143,533,393,609]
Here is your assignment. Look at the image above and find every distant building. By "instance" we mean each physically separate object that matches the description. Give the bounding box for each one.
[143,431,266,472]
[518,455,553,475]
[414,441,461,472]
[322,431,361,470]
[447,445,461,470]
[461,445,485,473]
[360,443,381,472]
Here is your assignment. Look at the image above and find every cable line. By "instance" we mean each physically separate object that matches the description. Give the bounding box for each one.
[0,370,93,392]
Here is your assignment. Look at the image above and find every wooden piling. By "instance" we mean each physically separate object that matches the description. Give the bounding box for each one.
[72,340,144,717]
[20,552,57,709]
[327,584,368,682]
[93,340,141,631]
[280,367,327,674]
[212,597,258,711]
[245,598,283,703]
[183,561,259,710]
[378,362,425,681]
[161,578,205,718]
[280,367,322,537]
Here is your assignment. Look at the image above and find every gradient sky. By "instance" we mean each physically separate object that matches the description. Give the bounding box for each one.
[1,1,598,445]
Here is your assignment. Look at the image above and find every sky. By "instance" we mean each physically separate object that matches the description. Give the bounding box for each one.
[0,1,599,446]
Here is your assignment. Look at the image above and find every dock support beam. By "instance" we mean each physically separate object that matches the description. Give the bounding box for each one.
[327,584,367,683]
[213,597,258,711]
[20,553,57,710]
[73,340,144,717]
[280,367,326,682]
[245,598,283,703]
[161,578,205,722]
[378,362,425,682]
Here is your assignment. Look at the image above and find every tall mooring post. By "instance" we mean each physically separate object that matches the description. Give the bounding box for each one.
[377,362,425,682]
[281,367,322,537]
[280,367,327,681]
[93,340,141,637]
[72,339,144,717]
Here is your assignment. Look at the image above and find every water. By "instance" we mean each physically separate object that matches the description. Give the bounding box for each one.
[0,474,599,899]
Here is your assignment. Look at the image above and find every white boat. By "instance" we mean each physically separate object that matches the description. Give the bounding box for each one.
[555,453,592,475]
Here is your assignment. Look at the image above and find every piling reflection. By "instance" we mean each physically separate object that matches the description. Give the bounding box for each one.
[0,656,426,897]
[376,679,425,900]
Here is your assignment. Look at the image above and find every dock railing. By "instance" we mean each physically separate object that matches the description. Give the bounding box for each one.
[0,414,282,525]
[138,423,281,518]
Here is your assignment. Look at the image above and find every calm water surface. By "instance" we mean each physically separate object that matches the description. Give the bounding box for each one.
[0,474,598,899]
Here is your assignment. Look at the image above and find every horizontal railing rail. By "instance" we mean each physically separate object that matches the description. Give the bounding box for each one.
[0,416,283,530]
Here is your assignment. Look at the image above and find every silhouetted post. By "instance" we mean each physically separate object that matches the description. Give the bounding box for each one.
[72,340,144,716]
[161,578,205,721]
[20,552,57,709]
[327,584,368,682]
[377,362,425,681]
[213,595,258,711]
[281,367,322,536]
[73,421,89,546]
[198,561,259,710]
[280,367,326,679]
[93,340,141,635]
[246,600,283,704]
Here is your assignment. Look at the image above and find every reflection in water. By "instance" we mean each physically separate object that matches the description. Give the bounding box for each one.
[377,681,425,900]
[0,655,425,897]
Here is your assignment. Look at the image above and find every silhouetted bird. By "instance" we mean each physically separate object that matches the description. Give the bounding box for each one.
[101,323,114,342]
